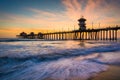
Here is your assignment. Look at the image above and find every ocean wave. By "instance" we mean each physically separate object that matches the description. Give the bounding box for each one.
[0,53,108,80]
[0,38,44,42]
[0,43,120,64]
[0,41,120,80]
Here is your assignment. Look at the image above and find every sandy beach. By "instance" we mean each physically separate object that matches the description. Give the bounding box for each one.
[92,65,120,80]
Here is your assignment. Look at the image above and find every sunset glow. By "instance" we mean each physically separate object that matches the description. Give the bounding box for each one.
[0,0,120,38]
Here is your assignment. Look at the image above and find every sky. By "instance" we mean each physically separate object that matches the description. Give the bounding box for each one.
[0,0,120,38]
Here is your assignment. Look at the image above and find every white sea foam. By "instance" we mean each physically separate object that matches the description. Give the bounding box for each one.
[97,52,120,64]
[1,54,108,80]
[0,40,120,80]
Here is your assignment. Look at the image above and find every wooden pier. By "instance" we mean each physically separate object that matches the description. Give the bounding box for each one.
[42,26,120,40]
[17,26,120,41]
[17,17,120,40]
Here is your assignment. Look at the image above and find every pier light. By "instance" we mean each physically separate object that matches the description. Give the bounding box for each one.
[78,16,86,30]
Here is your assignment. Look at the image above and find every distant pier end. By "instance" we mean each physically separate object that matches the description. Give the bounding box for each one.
[17,17,120,40]
[17,32,43,39]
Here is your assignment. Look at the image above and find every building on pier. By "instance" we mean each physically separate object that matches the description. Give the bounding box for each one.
[17,32,43,39]
[18,32,27,38]
[38,32,43,39]
[78,16,86,31]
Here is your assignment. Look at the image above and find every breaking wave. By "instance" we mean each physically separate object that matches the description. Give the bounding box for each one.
[0,40,120,80]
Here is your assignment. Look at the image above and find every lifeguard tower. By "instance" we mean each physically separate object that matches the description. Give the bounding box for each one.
[78,16,86,30]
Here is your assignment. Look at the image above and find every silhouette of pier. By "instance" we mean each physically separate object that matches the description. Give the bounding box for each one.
[17,17,120,40]
[42,27,120,40]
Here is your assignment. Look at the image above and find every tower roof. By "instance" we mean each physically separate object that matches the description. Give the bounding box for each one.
[20,32,27,36]
[78,16,86,21]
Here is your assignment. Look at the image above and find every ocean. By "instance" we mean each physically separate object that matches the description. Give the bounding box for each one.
[0,39,120,80]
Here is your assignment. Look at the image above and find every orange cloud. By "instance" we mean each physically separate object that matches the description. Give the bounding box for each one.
[62,0,120,28]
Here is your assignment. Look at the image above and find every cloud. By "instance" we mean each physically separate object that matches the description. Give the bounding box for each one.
[0,0,120,28]
[62,0,120,28]
[0,8,76,29]
[2,0,120,29]
[0,0,120,38]
[0,8,76,38]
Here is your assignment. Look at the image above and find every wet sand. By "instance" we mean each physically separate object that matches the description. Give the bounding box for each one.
[92,65,120,80]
